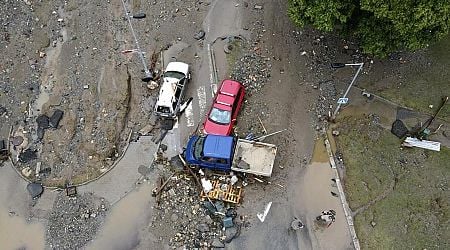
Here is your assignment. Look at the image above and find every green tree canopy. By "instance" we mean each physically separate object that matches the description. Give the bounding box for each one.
[288,0,450,57]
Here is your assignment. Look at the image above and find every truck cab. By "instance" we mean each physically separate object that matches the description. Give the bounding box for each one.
[184,134,277,176]
[154,62,190,118]
[184,135,235,172]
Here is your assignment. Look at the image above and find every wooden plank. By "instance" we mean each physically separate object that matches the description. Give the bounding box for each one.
[200,180,242,204]
[403,137,440,151]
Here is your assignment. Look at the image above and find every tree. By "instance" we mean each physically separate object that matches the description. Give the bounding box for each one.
[287,0,450,57]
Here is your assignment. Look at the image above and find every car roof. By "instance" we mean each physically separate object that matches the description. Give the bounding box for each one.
[203,135,234,159]
[220,79,242,96]
[213,94,234,111]
[155,79,176,107]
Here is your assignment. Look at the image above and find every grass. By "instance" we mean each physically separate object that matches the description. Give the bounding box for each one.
[226,39,244,70]
[336,115,450,249]
[363,35,450,121]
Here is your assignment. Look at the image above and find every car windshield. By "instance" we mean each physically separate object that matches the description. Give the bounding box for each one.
[164,71,185,80]
[193,136,206,160]
[209,107,231,125]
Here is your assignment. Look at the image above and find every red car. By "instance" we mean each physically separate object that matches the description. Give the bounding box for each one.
[203,79,245,135]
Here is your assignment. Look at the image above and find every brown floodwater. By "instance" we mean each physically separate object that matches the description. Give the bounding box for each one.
[0,206,45,250]
[86,182,158,250]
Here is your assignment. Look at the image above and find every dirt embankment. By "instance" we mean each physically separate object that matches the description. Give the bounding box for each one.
[1,0,209,186]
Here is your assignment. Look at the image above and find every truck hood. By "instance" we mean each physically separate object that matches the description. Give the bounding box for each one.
[165,62,189,75]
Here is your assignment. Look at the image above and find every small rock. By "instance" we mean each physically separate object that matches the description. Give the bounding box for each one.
[160,144,168,152]
[22,167,32,177]
[146,80,158,90]
[211,238,225,248]
[254,4,263,10]
[39,51,46,58]
[0,106,6,115]
[193,30,205,40]
[371,221,376,227]
[332,130,340,136]
[171,213,179,222]
[36,114,50,129]
[196,223,210,232]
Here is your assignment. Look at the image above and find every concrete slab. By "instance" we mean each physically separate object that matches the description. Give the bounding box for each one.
[78,137,158,204]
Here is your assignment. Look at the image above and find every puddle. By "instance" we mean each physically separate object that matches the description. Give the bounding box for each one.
[86,183,158,250]
[296,162,352,250]
[0,207,45,250]
[311,138,328,163]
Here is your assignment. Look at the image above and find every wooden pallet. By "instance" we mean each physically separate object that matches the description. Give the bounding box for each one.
[201,180,242,204]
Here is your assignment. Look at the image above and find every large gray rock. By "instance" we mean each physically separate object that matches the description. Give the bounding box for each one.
[27,183,43,199]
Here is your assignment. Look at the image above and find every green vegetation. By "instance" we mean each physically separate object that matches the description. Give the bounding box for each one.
[373,35,450,120]
[336,115,449,249]
[287,0,450,57]
[225,39,243,69]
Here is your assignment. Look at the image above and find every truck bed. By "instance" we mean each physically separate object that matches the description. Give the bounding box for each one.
[231,139,277,177]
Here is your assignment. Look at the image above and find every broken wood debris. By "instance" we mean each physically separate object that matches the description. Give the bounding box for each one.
[153,173,176,197]
[402,137,440,151]
[200,180,242,204]
[253,177,264,183]
[258,116,267,134]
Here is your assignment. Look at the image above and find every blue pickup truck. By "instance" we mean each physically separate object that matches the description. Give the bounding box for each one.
[184,135,277,177]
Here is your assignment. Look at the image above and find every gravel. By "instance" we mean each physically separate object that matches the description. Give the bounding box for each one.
[150,170,223,248]
[46,192,110,250]
[149,159,244,248]
[231,51,272,94]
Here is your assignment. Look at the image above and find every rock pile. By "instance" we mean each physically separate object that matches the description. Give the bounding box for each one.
[151,171,223,248]
[315,80,337,126]
[46,192,110,250]
[150,164,244,249]
[231,51,272,94]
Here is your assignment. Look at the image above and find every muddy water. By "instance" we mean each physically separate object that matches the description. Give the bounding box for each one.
[86,182,159,250]
[311,138,329,163]
[0,207,45,250]
[295,162,352,250]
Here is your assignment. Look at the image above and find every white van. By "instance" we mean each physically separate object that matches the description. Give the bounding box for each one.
[154,62,190,118]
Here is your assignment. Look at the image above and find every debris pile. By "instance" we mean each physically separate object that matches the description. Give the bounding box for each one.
[314,80,337,129]
[47,192,110,250]
[151,165,246,248]
[231,52,272,93]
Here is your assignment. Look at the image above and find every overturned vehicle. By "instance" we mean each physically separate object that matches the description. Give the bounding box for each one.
[154,61,190,119]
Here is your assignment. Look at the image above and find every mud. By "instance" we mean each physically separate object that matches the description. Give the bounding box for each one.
[0,206,45,250]
[312,138,329,163]
[295,162,353,250]
[86,182,160,250]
